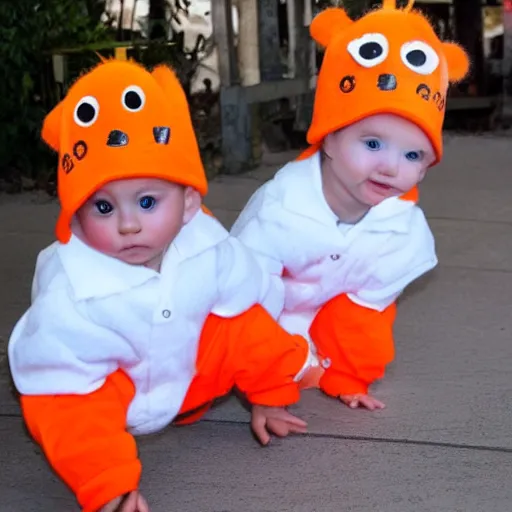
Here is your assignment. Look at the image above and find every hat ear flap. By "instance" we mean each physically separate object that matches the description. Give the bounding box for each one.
[151,64,186,100]
[442,42,470,83]
[41,101,64,152]
[310,7,353,48]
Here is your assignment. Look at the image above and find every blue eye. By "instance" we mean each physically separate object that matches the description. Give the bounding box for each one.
[139,196,156,210]
[405,151,422,161]
[95,200,113,215]
[365,139,381,151]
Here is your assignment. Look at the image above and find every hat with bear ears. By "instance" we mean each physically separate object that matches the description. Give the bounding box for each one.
[42,59,208,244]
[304,0,470,166]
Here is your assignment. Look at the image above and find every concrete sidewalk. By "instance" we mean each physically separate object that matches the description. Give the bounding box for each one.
[1,134,512,511]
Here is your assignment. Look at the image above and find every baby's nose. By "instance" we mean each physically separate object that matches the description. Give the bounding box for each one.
[118,213,141,235]
[377,155,400,177]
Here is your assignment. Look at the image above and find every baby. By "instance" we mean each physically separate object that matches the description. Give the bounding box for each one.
[8,60,319,512]
[232,0,469,410]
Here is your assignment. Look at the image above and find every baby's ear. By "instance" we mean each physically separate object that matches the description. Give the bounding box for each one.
[310,7,353,48]
[41,101,64,152]
[442,42,470,83]
[183,187,202,224]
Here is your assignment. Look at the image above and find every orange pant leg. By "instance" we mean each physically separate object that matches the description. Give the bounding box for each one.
[178,304,309,420]
[309,293,396,396]
[20,369,140,512]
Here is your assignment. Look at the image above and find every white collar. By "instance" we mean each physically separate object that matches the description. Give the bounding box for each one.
[58,209,229,300]
[277,151,416,234]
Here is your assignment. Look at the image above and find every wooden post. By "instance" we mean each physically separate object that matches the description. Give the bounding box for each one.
[304,0,316,90]
[293,0,314,132]
[235,0,260,86]
[213,0,256,173]
[286,0,297,78]
[218,85,252,173]
[258,0,283,81]
[257,0,283,154]
[292,0,309,82]
[236,0,262,169]
[211,0,238,86]
[51,53,67,100]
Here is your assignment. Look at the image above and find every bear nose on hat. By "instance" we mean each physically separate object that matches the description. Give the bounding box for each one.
[106,127,171,147]
[153,126,171,145]
[107,130,129,147]
[377,74,397,91]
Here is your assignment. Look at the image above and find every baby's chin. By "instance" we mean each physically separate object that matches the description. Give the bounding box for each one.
[365,192,400,207]
[116,246,164,270]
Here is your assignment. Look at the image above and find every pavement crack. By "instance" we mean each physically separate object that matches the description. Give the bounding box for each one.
[202,418,512,454]
[3,414,511,455]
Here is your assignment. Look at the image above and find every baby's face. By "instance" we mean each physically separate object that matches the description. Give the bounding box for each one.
[75,178,200,270]
[323,114,435,207]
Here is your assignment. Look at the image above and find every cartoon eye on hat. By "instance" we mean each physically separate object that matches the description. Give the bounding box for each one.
[74,96,99,127]
[73,85,147,132]
[72,84,170,148]
[121,85,146,112]
[400,41,439,75]
[347,33,389,68]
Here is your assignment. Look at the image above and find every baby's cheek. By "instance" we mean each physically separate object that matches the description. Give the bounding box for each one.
[400,167,423,190]
[80,216,118,255]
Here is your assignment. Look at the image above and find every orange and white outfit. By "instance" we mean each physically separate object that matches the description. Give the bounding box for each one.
[231,0,469,397]
[8,60,314,511]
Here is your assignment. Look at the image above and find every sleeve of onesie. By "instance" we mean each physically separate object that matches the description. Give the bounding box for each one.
[8,291,141,511]
[230,186,286,319]
[349,206,438,312]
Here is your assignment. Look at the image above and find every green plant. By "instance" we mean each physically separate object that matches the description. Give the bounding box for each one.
[0,0,220,189]
[0,1,112,186]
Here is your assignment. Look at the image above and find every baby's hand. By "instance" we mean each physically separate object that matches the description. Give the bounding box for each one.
[251,405,308,445]
[339,393,385,410]
[98,491,149,512]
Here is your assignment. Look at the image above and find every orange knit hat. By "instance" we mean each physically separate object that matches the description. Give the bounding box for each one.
[42,59,208,244]
[307,0,470,164]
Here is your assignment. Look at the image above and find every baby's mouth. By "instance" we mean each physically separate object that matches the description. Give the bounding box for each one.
[121,244,148,252]
[368,180,392,190]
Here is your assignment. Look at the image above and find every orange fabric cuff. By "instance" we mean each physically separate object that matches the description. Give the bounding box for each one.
[247,383,300,407]
[319,368,368,397]
[80,460,142,512]
[20,370,139,511]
